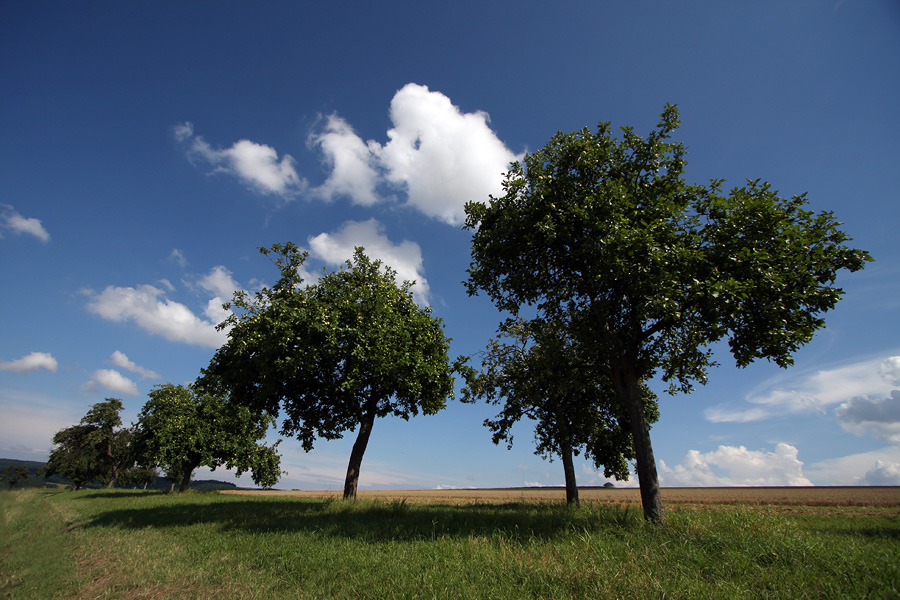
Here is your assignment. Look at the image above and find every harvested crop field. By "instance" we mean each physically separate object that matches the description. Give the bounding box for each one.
[222,485,900,508]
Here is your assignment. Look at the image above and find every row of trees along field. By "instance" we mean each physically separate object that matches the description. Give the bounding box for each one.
[45,106,869,526]
[45,391,281,492]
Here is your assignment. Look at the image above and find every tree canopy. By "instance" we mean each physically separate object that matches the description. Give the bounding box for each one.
[202,244,457,499]
[45,398,133,489]
[3,465,30,489]
[135,383,282,492]
[464,105,871,524]
[461,315,657,505]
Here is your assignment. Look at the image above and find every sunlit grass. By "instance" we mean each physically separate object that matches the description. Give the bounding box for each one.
[2,488,898,599]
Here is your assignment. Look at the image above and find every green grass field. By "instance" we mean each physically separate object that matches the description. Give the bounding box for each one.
[2,488,898,599]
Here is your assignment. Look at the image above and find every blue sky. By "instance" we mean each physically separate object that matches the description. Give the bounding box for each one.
[2,1,899,490]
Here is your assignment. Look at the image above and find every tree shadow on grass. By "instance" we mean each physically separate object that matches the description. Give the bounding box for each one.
[812,524,900,541]
[73,490,164,499]
[75,496,644,543]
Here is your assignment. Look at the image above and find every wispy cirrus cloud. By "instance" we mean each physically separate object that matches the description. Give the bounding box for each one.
[705,355,900,423]
[110,351,160,380]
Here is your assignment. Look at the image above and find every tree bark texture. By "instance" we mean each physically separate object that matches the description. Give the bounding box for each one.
[614,366,665,525]
[343,405,377,500]
[556,414,579,506]
[560,439,579,506]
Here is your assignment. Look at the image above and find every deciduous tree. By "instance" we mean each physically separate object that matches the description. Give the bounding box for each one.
[135,383,282,492]
[202,244,456,499]
[45,398,133,489]
[2,465,29,489]
[464,105,871,524]
[461,316,657,505]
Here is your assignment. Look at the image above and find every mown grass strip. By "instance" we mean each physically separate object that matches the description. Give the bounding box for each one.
[2,489,899,599]
[1,489,74,599]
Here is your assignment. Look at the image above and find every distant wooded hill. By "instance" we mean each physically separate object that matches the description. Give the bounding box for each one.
[0,458,241,491]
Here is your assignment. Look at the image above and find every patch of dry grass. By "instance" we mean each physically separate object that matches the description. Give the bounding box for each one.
[222,485,900,508]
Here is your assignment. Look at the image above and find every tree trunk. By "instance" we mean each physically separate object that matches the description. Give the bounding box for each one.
[555,411,579,506]
[560,438,579,506]
[343,405,377,500]
[614,366,665,525]
[178,460,197,492]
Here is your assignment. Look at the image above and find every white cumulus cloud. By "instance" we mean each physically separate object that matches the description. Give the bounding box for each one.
[1,204,50,242]
[308,83,522,224]
[197,265,242,323]
[706,355,900,423]
[0,352,58,373]
[658,443,813,487]
[110,351,160,380]
[85,283,229,348]
[309,114,382,205]
[376,83,522,224]
[805,446,900,485]
[178,123,305,197]
[307,219,430,305]
[184,83,521,225]
[82,369,138,396]
[835,390,900,444]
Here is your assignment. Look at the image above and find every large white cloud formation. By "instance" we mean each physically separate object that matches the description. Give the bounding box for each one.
[805,447,900,485]
[184,83,522,225]
[0,351,58,373]
[307,219,430,305]
[658,443,813,487]
[376,83,522,224]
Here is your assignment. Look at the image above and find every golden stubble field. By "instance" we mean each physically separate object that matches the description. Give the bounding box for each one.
[222,486,900,508]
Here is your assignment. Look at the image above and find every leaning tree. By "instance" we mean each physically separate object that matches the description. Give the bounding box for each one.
[464,105,871,524]
[45,398,133,489]
[202,244,457,499]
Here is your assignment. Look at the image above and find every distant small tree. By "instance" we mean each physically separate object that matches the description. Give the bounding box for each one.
[462,316,657,505]
[2,465,29,489]
[118,466,159,489]
[202,244,457,499]
[135,383,282,492]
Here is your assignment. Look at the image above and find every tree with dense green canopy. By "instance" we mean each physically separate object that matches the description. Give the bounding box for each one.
[461,315,658,505]
[117,465,160,489]
[44,398,133,489]
[134,383,282,492]
[201,244,457,499]
[2,465,29,489]
[464,105,872,524]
